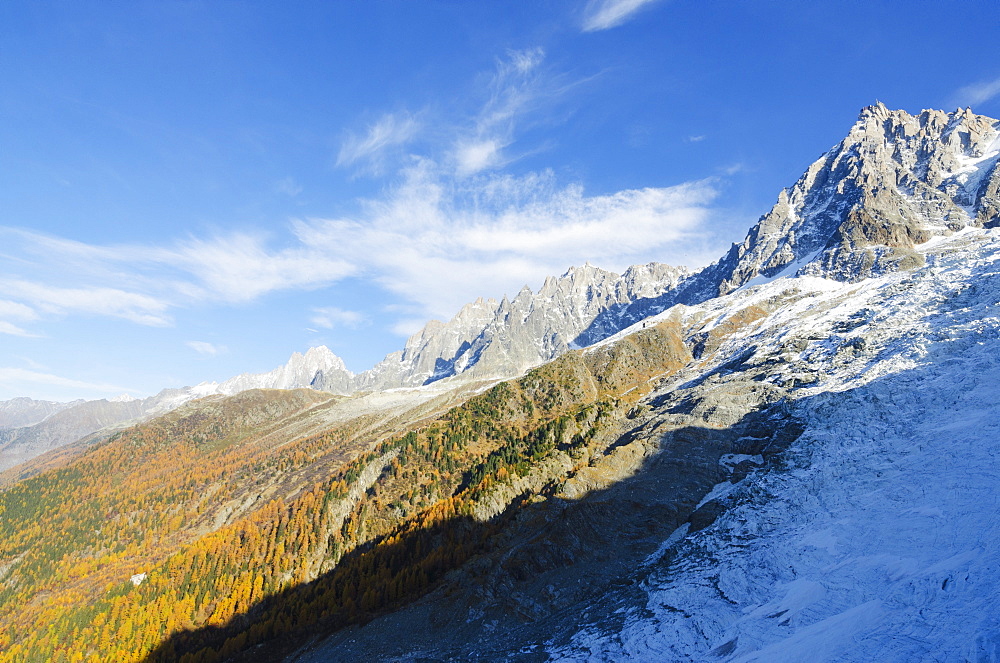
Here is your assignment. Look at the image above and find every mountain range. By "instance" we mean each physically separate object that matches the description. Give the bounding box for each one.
[7,103,998,472]
[0,104,997,662]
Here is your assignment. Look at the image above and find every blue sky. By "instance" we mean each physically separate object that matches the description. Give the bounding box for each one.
[2,0,999,402]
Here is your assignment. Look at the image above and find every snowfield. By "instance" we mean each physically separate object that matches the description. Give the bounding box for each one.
[549,228,1000,662]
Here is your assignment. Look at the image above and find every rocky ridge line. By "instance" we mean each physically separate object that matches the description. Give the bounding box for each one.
[4,104,996,474]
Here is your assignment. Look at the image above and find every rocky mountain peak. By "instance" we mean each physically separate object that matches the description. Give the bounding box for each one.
[514,284,534,303]
[856,99,891,121]
[690,105,1000,297]
[218,344,353,396]
[328,257,691,393]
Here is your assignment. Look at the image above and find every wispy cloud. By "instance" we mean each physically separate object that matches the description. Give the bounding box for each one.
[581,0,662,32]
[0,228,354,330]
[0,322,40,338]
[953,76,1000,108]
[0,367,125,396]
[337,111,421,174]
[451,48,546,176]
[0,279,172,326]
[310,307,368,329]
[0,300,38,321]
[161,233,355,303]
[0,299,40,336]
[275,176,303,197]
[454,138,505,176]
[186,341,226,357]
[296,161,718,323]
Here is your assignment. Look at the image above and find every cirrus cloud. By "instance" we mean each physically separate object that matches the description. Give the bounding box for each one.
[0,42,727,341]
[0,366,127,400]
[0,300,41,337]
[581,0,663,32]
[0,321,39,338]
[159,233,356,303]
[310,307,368,330]
[186,341,227,357]
[449,48,548,177]
[337,111,422,175]
[953,76,1000,108]
[295,159,719,321]
[0,279,172,326]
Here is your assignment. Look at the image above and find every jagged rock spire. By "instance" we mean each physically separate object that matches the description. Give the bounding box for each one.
[691,105,1000,296]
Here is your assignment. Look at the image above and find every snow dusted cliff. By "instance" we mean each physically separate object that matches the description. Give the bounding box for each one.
[546,228,1000,663]
[691,103,1000,298]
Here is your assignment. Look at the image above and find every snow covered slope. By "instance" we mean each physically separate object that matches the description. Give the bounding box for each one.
[547,227,1000,662]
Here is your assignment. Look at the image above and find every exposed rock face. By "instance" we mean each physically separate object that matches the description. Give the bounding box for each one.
[704,103,1000,292]
[344,295,501,392]
[316,262,690,392]
[582,105,1000,332]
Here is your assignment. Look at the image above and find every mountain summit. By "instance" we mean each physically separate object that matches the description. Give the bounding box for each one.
[217,345,352,395]
[540,105,1000,344]
[705,103,1000,293]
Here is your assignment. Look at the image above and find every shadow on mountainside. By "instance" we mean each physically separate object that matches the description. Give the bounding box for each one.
[140,393,806,663]
[139,506,511,662]
[279,360,966,662]
[571,295,677,349]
